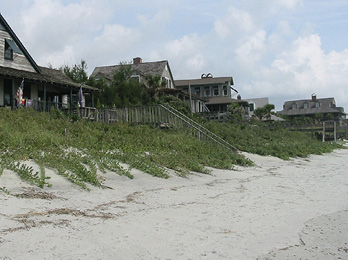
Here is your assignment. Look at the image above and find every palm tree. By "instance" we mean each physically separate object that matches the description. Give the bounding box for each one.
[144,74,167,100]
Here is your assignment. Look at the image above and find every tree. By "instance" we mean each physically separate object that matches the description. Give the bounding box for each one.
[144,74,167,102]
[89,63,149,108]
[60,60,88,83]
[254,104,275,121]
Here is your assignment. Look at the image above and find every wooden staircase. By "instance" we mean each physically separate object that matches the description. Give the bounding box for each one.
[157,104,237,152]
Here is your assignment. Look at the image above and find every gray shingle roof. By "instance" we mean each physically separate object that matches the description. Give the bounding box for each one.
[91,60,171,82]
[280,97,345,116]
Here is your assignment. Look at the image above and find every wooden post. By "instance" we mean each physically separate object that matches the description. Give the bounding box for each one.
[158,105,161,127]
[91,91,95,107]
[334,121,337,142]
[11,80,15,109]
[322,121,325,142]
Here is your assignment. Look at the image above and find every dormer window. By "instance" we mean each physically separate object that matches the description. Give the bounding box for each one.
[292,103,297,109]
[315,101,320,108]
[4,40,13,60]
[303,102,308,109]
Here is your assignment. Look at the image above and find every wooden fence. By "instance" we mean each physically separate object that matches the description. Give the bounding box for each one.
[76,105,237,152]
[267,121,348,141]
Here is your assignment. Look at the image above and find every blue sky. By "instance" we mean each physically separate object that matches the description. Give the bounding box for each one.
[1,0,348,112]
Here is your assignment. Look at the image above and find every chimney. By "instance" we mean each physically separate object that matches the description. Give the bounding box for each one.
[311,93,316,101]
[133,57,142,65]
[237,94,241,100]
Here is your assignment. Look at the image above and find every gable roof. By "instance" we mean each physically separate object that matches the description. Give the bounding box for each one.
[91,60,175,83]
[0,13,41,73]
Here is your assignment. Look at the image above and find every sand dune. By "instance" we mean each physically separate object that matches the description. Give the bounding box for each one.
[1,147,348,260]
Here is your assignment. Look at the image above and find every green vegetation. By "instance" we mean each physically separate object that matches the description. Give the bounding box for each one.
[0,109,252,189]
[204,121,344,160]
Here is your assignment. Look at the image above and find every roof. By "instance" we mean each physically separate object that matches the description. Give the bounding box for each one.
[91,60,174,83]
[0,13,41,73]
[280,97,345,116]
[175,77,234,86]
[0,65,98,91]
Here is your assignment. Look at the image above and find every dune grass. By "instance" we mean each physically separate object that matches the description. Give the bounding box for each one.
[0,108,252,189]
[0,109,343,189]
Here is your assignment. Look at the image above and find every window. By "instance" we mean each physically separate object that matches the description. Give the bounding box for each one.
[130,75,140,82]
[4,39,23,60]
[204,86,210,96]
[249,103,255,112]
[315,101,320,108]
[292,103,297,109]
[4,40,13,60]
[213,85,219,96]
[223,86,228,96]
[303,102,308,109]
[162,77,172,88]
[194,87,200,96]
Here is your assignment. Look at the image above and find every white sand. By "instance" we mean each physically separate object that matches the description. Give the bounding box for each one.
[1,148,348,260]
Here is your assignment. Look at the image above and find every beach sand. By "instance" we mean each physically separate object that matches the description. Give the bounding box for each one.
[0,148,347,260]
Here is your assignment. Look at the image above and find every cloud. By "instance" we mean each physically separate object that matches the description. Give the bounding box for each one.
[235,30,267,66]
[214,6,255,40]
[244,33,348,110]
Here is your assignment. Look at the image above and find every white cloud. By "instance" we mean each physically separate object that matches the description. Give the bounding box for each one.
[235,30,267,65]
[244,33,348,110]
[214,6,255,40]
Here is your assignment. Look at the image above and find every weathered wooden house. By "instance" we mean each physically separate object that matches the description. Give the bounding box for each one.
[91,57,206,113]
[0,13,98,110]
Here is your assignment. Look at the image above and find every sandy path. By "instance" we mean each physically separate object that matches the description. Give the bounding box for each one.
[0,148,348,260]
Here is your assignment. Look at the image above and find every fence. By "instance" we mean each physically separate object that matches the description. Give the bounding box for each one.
[91,105,237,152]
[266,121,348,141]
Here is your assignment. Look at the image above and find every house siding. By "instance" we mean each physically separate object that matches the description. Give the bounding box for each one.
[0,31,36,73]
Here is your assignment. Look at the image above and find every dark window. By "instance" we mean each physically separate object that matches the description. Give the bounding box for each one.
[4,40,13,60]
[213,85,219,96]
[223,86,228,96]
[249,103,255,112]
[194,87,200,96]
[204,86,210,96]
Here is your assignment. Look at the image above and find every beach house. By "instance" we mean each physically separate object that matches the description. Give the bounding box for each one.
[174,74,248,115]
[0,13,98,111]
[279,94,346,122]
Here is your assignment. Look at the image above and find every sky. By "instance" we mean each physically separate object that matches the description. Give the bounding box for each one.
[1,0,348,112]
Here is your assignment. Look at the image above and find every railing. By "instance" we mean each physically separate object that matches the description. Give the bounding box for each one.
[158,104,237,151]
